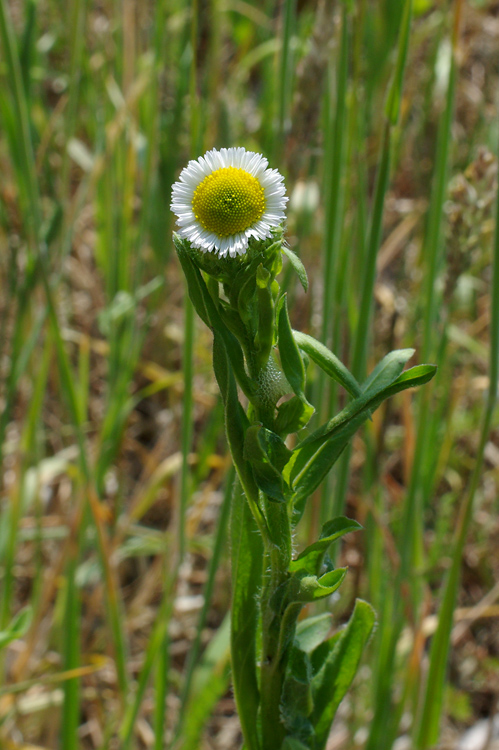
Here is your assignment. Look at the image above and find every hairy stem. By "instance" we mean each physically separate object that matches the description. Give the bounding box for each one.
[259,501,292,749]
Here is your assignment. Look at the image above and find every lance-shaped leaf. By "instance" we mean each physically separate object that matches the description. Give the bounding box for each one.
[289,517,362,576]
[277,294,307,399]
[375,363,438,400]
[361,347,414,398]
[292,331,361,399]
[255,264,275,368]
[295,613,332,654]
[237,273,257,325]
[281,646,314,742]
[295,567,347,603]
[311,600,376,750]
[294,348,417,454]
[243,424,292,503]
[281,245,309,292]
[275,395,315,436]
[174,234,211,327]
[285,357,436,503]
[174,235,255,398]
[212,332,259,507]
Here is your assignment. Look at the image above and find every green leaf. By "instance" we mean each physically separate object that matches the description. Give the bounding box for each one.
[278,294,306,399]
[244,430,287,503]
[285,355,437,503]
[292,331,361,399]
[281,648,314,740]
[182,615,231,750]
[361,348,415,398]
[237,273,257,325]
[257,425,293,471]
[296,568,347,602]
[379,363,437,399]
[174,234,211,327]
[289,517,362,576]
[295,614,332,654]
[281,246,309,292]
[0,606,32,650]
[255,264,275,367]
[175,236,255,398]
[212,332,259,507]
[281,738,310,750]
[384,0,413,126]
[311,600,376,750]
[275,396,315,435]
[243,424,292,502]
[230,481,264,750]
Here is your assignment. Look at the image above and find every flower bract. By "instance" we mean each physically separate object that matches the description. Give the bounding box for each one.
[171,147,287,257]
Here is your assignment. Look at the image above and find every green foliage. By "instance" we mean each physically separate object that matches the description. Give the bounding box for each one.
[0,607,32,650]
[231,480,264,750]
[176,215,435,749]
[277,294,307,400]
[289,518,362,576]
[1,1,494,748]
[310,601,376,750]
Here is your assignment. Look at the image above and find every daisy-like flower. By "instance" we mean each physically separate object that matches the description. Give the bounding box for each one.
[171,147,287,258]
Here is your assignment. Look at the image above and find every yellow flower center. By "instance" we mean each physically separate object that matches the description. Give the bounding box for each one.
[192,166,266,237]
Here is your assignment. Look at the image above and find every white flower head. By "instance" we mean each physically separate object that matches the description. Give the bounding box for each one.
[171,147,287,258]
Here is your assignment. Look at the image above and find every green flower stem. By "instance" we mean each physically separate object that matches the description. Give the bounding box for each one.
[175,165,434,749]
[230,343,292,747]
[260,511,292,750]
[230,479,264,750]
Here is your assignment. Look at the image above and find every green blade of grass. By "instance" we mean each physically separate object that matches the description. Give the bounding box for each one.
[414,17,497,746]
[176,464,234,737]
[120,574,174,749]
[366,5,463,746]
[275,0,296,155]
[333,0,413,522]
[153,627,170,750]
[318,3,349,391]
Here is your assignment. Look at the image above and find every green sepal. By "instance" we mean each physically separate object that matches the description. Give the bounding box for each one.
[289,517,362,576]
[275,395,315,436]
[277,294,307,399]
[311,600,376,750]
[292,331,361,398]
[281,246,309,292]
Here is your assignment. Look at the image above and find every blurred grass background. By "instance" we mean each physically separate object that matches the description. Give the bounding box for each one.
[0,0,498,748]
